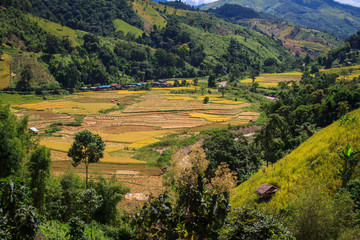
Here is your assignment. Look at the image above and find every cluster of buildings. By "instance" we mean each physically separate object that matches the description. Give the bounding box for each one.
[80,81,173,91]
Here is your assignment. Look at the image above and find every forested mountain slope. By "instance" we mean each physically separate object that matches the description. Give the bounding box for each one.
[0,2,297,90]
[209,4,343,57]
[202,0,360,38]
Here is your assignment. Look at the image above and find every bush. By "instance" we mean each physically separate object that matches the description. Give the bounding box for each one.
[221,207,292,240]
[203,96,209,104]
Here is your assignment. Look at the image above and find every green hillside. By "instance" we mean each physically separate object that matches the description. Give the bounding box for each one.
[231,108,360,210]
[29,15,85,47]
[113,19,144,38]
[202,0,360,38]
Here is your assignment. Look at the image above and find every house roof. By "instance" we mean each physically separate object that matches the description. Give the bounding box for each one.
[29,127,39,133]
[255,183,278,195]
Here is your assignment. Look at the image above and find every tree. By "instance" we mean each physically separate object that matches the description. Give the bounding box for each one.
[208,74,216,87]
[0,177,43,239]
[17,64,33,91]
[203,96,209,104]
[133,144,234,239]
[90,176,129,225]
[338,143,359,187]
[76,188,102,238]
[28,146,52,213]
[68,130,105,189]
[193,78,198,91]
[0,104,32,178]
[255,114,290,167]
[222,207,293,240]
[249,69,259,84]
[202,129,261,182]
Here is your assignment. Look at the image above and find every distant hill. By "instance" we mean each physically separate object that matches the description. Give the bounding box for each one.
[202,0,360,38]
[209,4,343,57]
[231,107,360,210]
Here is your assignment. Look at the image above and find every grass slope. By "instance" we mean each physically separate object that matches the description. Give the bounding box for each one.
[0,54,11,89]
[113,19,144,38]
[28,15,85,47]
[132,0,188,32]
[231,108,360,210]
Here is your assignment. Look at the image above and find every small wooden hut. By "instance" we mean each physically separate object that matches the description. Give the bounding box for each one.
[255,183,278,200]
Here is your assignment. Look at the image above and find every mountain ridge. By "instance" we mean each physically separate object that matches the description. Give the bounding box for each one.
[202,0,360,38]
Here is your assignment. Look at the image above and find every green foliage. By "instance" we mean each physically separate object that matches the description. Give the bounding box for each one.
[202,0,360,38]
[98,104,125,114]
[28,146,52,213]
[44,122,62,134]
[203,96,209,104]
[288,189,354,240]
[133,145,233,239]
[202,129,261,182]
[68,130,105,188]
[66,217,86,240]
[346,179,360,211]
[0,104,32,178]
[89,176,129,225]
[337,143,360,187]
[221,207,292,240]
[0,177,43,239]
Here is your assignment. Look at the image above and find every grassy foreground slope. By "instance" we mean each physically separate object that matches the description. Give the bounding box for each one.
[231,108,360,210]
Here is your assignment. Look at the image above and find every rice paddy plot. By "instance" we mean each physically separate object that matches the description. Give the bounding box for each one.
[241,72,302,88]
[95,130,171,143]
[189,113,231,122]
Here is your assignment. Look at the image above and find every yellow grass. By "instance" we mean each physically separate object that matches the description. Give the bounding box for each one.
[117,90,148,94]
[14,100,116,115]
[101,153,146,164]
[40,138,146,164]
[40,139,71,152]
[241,77,265,83]
[209,98,244,105]
[241,72,302,88]
[128,138,160,149]
[231,108,360,210]
[166,96,196,101]
[14,101,73,110]
[189,113,231,122]
[0,54,11,89]
[153,86,196,90]
[96,130,171,143]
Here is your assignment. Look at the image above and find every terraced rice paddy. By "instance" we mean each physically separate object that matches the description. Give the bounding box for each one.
[241,72,302,87]
[12,86,261,203]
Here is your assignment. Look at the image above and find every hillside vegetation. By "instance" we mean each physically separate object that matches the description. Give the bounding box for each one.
[202,0,360,38]
[231,108,360,209]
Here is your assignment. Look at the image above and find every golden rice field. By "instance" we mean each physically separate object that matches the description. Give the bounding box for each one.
[95,130,172,143]
[189,113,231,122]
[0,54,11,90]
[127,138,160,149]
[241,72,302,87]
[40,138,146,164]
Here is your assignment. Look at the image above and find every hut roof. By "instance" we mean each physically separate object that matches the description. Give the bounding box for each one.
[255,183,278,195]
[29,127,39,133]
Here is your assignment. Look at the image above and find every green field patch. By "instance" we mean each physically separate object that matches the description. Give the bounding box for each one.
[0,54,11,89]
[29,15,85,47]
[113,19,144,38]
